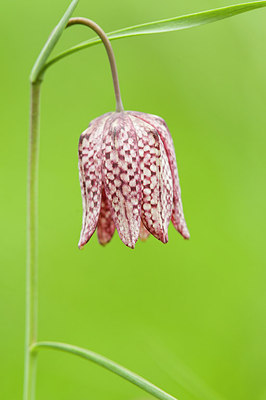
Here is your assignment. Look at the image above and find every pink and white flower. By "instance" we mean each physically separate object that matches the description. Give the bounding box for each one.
[78,111,189,249]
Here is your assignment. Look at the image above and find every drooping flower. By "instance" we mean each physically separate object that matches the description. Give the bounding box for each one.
[78,111,189,249]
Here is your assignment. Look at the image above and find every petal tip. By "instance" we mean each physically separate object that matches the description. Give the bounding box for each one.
[78,239,87,249]
[172,218,190,240]
[161,235,169,244]
[98,237,113,247]
[180,226,190,240]
[125,240,136,249]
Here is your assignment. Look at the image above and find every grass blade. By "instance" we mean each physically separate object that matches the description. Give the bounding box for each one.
[43,1,266,74]
[32,341,178,400]
[30,0,79,83]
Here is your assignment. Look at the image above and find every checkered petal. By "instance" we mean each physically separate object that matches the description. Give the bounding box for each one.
[97,188,115,245]
[128,111,189,239]
[102,113,142,249]
[78,114,111,248]
[130,115,173,243]
[139,222,150,241]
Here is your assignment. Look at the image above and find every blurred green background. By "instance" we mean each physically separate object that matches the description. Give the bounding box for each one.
[1,0,266,399]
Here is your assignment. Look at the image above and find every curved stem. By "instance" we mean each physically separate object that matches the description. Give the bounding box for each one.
[23,81,42,400]
[67,17,124,112]
[31,341,178,400]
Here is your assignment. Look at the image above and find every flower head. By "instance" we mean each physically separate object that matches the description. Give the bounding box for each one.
[78,111,189,249]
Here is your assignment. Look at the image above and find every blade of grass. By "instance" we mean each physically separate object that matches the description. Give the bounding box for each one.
[31,341,178,400]
[42,1,266,75]
[30,0,79,83]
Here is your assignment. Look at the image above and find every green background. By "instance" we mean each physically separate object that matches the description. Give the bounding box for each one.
[1,0,266,399]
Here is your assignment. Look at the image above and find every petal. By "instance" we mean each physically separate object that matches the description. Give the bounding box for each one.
[129,115,173,243]
[139,222,150,241]
[102,113,142,249]
[78,114,111,248]
[97,188,115,245]
[128,112,190,239]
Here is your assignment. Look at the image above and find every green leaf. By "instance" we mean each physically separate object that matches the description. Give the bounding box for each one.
[30,0,79,83]
[43,1,266,74]
[32,341,177,400]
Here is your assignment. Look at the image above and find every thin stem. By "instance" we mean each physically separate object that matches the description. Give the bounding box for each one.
[23,81,42,400]
[67,17,124,112]
[31,341,178,400]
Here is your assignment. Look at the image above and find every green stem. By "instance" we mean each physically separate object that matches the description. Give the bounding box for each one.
[23,81,42,400]
[31,341,178,400]
[24,3,78,398]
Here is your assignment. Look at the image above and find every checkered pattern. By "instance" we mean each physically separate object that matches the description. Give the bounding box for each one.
[128,111,190,240]
[78,111,189,249]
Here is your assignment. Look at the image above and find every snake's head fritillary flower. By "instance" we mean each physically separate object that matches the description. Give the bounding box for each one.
[78,111,189,249]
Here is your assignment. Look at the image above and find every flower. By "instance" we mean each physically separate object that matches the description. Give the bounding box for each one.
[78,111,189,249]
